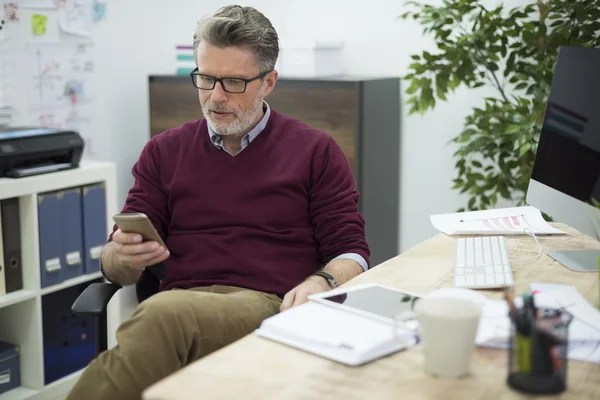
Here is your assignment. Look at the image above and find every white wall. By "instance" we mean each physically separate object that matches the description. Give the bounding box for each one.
[94,0,524,254]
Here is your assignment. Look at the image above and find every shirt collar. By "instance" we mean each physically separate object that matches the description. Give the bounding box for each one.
[208,102,271,149]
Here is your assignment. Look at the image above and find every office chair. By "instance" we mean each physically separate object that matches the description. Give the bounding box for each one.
[70,263,165,355]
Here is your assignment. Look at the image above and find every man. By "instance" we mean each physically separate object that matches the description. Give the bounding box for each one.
[68,5,369,399]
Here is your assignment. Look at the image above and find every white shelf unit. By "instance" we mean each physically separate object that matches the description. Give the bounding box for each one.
[0,161,138,400]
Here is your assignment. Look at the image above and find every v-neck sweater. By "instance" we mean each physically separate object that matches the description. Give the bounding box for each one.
[114,109,370,297]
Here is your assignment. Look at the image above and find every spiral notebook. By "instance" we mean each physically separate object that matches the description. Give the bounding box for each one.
[255,300,418,366]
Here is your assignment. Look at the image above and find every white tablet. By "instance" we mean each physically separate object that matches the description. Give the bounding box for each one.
[308,282,423,326]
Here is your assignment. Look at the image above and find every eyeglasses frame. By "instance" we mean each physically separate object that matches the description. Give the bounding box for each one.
[189,68,272,93]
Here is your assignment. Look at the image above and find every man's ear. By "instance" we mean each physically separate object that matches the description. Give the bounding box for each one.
[262,69,278,96]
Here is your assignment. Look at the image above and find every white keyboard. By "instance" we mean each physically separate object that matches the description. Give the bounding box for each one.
[454,236,513,289]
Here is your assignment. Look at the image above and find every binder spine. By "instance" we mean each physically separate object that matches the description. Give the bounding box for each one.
[0,207,6,296]
[1,198,22,293]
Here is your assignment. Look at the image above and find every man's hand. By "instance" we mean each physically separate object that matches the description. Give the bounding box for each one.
[112,229,169,271]
[101,229,170,286]
[280,275,330,312]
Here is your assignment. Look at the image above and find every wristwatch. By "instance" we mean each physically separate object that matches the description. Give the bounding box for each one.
[312,271,339,289]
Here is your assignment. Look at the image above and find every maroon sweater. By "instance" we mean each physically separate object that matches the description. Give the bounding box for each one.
[113,110,370,297]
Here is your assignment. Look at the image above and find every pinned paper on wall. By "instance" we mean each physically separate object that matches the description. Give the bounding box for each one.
[3,2,20,22]
[91,1,105,22]
[28,11,60,43]
[27,43,95,110]
[22,0,56,9]
[58,0,93,38]
[31,14,48,35]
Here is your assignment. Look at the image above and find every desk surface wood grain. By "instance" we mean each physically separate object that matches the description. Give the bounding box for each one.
[144,224,600,400]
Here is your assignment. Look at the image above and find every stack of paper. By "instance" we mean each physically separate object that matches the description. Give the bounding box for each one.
[255,301,418,366]
[430,206,564,236]
[475,284,600,364]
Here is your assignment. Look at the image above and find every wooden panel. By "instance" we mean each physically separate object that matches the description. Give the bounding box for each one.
[149,78,201,137]
[266,86,357,175]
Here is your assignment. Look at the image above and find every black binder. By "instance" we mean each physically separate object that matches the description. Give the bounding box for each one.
[1,198,23,293]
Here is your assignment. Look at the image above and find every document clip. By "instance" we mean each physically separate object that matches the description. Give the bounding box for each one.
[89,245,103,260]
[66,251,82,266]
[45,258,61,272]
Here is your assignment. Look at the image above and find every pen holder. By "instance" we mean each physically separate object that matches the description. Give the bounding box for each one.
[507,307,573,395]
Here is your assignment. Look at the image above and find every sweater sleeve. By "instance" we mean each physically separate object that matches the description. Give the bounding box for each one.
[309,137,371,268]
[108,139,170,242]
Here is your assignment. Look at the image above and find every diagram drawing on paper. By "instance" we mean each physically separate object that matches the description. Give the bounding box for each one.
[27,43,94,110]
[430,206,564,235]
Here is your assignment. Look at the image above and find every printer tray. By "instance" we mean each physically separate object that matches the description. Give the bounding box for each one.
[6,163,74,178]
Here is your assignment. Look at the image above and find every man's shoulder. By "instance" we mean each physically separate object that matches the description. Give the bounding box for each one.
[150,119,206,149]
[271,110,333,146]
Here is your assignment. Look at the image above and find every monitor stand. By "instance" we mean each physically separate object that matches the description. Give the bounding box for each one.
[547,250,599,272]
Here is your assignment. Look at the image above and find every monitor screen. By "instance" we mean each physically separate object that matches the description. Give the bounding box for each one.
[530,47,600,205]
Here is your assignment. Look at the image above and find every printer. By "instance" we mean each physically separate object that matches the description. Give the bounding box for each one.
[0,127,84,178]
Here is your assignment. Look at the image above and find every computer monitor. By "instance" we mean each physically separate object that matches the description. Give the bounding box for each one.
[526,46,600,272]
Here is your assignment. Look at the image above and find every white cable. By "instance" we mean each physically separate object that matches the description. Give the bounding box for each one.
[509,228,542,263]
[537,232,584,241]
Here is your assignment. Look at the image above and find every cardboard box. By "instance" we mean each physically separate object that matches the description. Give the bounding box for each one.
[0,341,20,395]
[277,40,344,77]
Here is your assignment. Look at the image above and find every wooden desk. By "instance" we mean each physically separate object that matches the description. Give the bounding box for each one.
[144,224,600,400]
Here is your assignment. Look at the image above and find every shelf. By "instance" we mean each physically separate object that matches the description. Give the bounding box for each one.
[0,369,85,400]
[0,290,36,310]
[0,386,38,400]
[0,161,116,201]
[28,370,83,400]
[40,272,103,296]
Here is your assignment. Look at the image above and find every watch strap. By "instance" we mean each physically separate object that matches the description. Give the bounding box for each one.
[312,271,339,289]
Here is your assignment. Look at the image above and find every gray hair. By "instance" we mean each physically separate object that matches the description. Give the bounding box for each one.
[193,5,279,72]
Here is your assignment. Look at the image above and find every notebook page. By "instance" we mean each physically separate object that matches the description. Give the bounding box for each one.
[260,302,413,352]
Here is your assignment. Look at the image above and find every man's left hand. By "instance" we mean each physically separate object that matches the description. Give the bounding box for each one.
[280,275,330,312]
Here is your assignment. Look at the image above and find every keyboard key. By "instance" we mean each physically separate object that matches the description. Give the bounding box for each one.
[474,238,483,266]
[475,274,485,285]
[465,275,475,286]
[456,238,466,267]
[486,274,495,285]
[491,237,501,265]
[455,267,464,276]
[504,273,513,285]
[499,237,508,265]
[455,276,466,286]
[494,265,503,273]
[466,237,474,267]
[485,266,493,274]
[495,273,504,284]
[483,236,492,265]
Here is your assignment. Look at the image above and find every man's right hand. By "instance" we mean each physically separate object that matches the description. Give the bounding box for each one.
[111,229,170,271]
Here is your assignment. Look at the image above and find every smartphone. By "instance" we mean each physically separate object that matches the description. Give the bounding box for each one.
[112,212,167,248]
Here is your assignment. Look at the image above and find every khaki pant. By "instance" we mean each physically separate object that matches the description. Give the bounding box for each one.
[67,285,282,400]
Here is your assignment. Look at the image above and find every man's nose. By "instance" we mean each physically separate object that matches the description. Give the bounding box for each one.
[211,81,228,102]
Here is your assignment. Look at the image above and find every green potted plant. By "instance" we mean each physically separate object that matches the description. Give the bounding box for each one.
[400,0,600,212]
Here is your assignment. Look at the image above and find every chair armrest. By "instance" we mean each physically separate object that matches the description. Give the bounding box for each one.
[71,282,122,316]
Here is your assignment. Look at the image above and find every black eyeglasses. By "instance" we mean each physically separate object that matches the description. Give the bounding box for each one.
[189,68,271,93]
